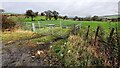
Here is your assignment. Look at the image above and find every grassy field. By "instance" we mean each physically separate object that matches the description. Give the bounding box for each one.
[16,16,118,33]
[2,15,119,66]
[2,30,40,43]
[22,17,118,39]
[15,16,118,29]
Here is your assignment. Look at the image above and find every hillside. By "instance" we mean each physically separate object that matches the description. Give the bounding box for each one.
[102,14,118,18]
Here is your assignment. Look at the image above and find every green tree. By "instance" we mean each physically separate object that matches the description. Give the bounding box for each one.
[73,16,78,21]
[25,10,38,21]
[63,16,68,20]
[52,10,59,20]
[44,10,53,20]
[40,12,45,16]
[92,16,99,21]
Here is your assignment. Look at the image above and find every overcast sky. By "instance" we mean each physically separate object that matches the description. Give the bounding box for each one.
[0,0,119,17]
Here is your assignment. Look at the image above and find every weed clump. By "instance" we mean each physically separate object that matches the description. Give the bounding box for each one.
[1,15,17,31]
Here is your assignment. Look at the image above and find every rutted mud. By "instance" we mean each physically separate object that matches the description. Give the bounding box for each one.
[2,36,68,67]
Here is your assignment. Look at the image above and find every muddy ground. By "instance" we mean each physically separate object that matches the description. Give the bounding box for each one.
[2,41,62,67]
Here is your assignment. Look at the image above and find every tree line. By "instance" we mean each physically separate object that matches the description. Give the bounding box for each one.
[25,10,59,21]
[25,10,118,22]
[1,9,117,22]
[71,16,118,22]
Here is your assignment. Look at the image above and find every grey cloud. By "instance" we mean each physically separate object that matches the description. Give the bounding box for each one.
[2,1,118,17]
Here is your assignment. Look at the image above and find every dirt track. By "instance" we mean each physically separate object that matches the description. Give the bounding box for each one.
[2,36,68,67]
[2,42,60,66]
[2,28,73,67]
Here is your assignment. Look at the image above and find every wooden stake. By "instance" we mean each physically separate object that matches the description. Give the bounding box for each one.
[94,26,100,45]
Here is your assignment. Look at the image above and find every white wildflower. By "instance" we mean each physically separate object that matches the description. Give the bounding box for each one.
[60,53,63,57]
[50,46,52,48]
[68,50,71,53]
[64,42,67,45]
[37,50,44,55]
[31,56,35,58]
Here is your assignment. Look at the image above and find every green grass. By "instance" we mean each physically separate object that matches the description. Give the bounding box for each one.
[30,28,71,43]
[50,35,103,66]
[2,30,40,43]
[23,21,118,33]
[31,35,56,43]
[7,16,117,34]
[4,16,118,44]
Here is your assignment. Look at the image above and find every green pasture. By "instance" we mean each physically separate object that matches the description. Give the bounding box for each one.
[10,16,118,32]
[24,16,117,26]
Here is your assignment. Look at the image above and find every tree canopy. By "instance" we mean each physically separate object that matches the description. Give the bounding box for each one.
[25,10,38,21]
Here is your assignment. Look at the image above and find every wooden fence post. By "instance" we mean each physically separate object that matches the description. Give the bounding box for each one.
[108,28,114,43]
[73,24,77,35]
[86,25,90,40]
[94,26,100,45]
[107,28,115,66]
[116,24,120,66]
